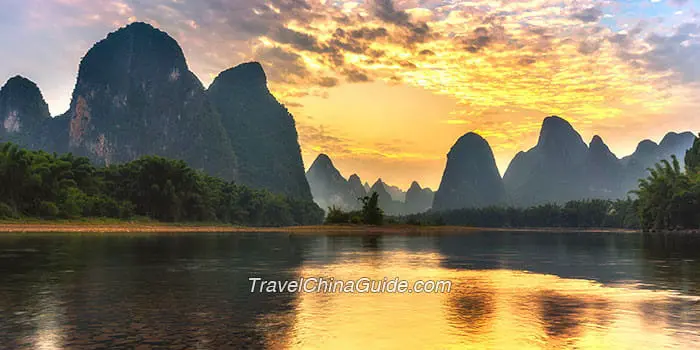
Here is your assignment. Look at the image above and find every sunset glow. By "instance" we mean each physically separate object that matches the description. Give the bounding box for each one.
[2,0,699,188]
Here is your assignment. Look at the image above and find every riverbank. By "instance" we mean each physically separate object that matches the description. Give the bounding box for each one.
[0,220,643,234]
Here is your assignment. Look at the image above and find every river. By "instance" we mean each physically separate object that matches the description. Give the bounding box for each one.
[1,230,699,349]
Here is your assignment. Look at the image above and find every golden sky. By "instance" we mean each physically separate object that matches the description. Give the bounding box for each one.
[2,0,699,189]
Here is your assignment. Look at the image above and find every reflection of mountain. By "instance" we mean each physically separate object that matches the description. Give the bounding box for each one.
[2,232,699,348]
[0,234,307,348]
[445,280,495,337]
[538,292,586,340]
[435,230,700,294]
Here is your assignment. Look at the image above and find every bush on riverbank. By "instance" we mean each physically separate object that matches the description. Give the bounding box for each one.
[0,142,324,226]
[325,192,384,225]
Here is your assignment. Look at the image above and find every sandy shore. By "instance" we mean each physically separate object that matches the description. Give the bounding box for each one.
[0,222,641,235]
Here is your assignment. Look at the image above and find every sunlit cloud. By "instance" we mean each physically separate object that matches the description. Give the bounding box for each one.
[1,0,699,188]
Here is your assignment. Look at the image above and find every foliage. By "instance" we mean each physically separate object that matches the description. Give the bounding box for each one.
[0,142,323,226]
[634,154,700,231]
[401,198,640,229]
[0,202,18,219]
[685,133,700,173]
[361,192,384,225]
[323,192,384,225]
[325,206,351,224]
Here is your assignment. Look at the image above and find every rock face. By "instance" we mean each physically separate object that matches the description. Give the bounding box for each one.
[348,174,367,200]
[306,154,357,210]
[370,179,394,207]
[433,132,505,211]
[369,179,403,215]
[503,116,589,207]
[585,135,623,199]
[384,183,407,202]
[621,132,697,191]
[53,22,237,179]
[502,117,696,207]
[405,181,434,214]
[0,76,51,149]
[208,62,312,199]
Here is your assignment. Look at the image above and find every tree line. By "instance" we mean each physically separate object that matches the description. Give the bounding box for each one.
[0,143,324,226]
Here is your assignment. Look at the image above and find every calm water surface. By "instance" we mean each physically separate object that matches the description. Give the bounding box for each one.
[1,231,699,349]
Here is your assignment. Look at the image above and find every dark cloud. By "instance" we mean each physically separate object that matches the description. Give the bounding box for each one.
[518,57,536,66]
[284,101,304,107]
[399,61,416,69]
[371,0,410,25]
[254,46,309,82]
[642,23,700,83]
[317,76,339,87]
[465,27,492,52]
[350,27,389,40]
[578,39,602,55]
[344,69,371,83]
[418,49,435,56]
[270,27,319,51]
[370,0,433,45]
[463,25,509,53]
[571,7,603,23]
[608,22,647,48]
[297,123,353,155]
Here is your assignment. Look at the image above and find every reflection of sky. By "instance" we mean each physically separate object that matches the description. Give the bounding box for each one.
[287,247,700,349]
[1,0,699,188]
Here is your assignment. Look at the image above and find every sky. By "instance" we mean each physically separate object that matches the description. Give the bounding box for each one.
[1,0,699,190]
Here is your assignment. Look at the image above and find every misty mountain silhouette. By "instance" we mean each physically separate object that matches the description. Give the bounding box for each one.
[433,132,506,211]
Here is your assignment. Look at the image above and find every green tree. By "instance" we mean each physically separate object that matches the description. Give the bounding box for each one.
[360,192,384,225]
[634,155,699,231]
[685,133,700,172]
[0,142,323,225]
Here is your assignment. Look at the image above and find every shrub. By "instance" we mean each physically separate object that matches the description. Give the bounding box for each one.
[0,202,18,219]
[325,206,351,224]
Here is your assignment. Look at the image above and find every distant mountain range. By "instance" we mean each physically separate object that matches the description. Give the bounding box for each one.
[308,117,696,214]
[305,154,434,215]
[501,116,696,207]
[0,22,312,201]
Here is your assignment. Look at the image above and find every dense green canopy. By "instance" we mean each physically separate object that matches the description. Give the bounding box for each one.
[0,143,323,226]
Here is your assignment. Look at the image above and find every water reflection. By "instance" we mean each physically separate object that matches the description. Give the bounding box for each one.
[0,231,699,349]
